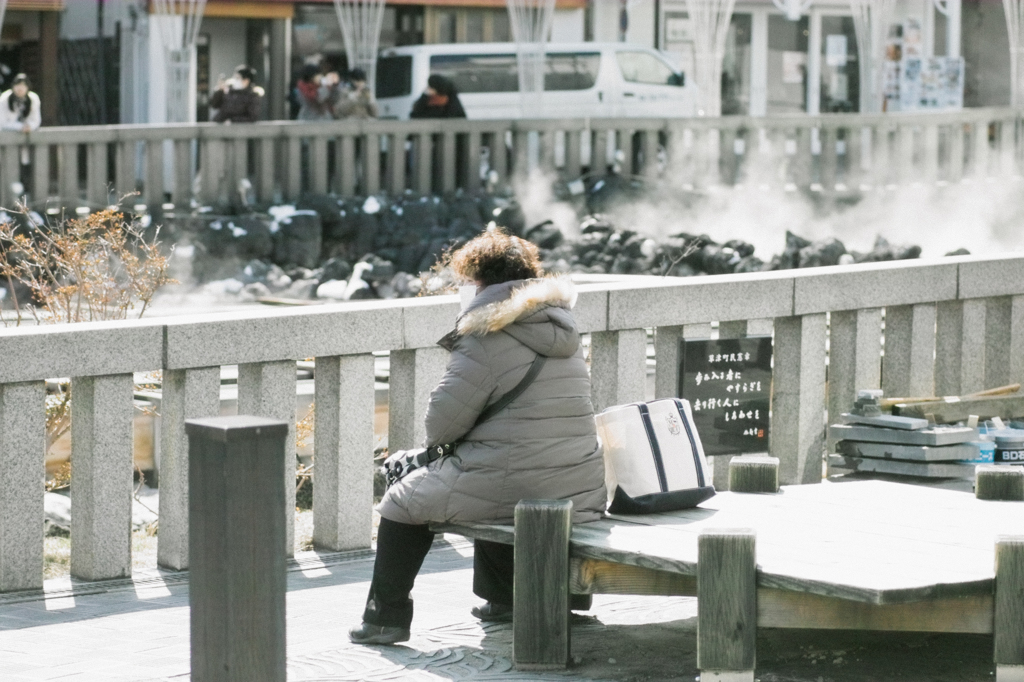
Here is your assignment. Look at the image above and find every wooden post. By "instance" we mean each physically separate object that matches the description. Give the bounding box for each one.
[187,415,288,682]
[729,456,779,493]
[995,536,1024,682]
[977,466,1024,501]
[698,529,757,682]
[513,499,572,670]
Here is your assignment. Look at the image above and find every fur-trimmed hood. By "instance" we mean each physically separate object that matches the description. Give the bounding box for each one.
[441,277,581,358]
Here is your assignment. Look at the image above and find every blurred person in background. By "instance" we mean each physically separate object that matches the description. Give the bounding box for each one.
[210,65,264,123]
[0,74,40,133]
[336,68,378,119]
[410,74,466,119]
[295,63,341,121]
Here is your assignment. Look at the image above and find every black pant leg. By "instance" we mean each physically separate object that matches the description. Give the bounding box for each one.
[362,518,435,628]
[472,539,515,606]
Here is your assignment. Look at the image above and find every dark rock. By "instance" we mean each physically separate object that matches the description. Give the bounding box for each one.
[734,255,766,273]
[893,244,922,260]
[270,209,322,268]
[240,259,270,284]
[525,220,565,250]
[580,215,615,234]
[359,255,395,283]
[723,239,756,258]
[319,257,352,284]
[798,237,847,268]
[945,247,971,257]
[780,230,812,269]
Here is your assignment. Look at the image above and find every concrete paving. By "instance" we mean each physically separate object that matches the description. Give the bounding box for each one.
[0,535,999,682]
[0,537,696,682]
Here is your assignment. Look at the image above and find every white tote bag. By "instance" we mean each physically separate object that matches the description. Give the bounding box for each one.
[596,398,715,514]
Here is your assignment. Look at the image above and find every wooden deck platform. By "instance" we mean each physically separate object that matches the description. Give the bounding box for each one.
[435,479,1024,680]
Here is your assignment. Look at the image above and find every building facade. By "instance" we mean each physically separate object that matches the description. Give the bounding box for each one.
[0,0,1015,125]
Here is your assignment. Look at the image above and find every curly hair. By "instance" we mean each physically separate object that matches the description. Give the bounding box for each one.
[448,229,543,287]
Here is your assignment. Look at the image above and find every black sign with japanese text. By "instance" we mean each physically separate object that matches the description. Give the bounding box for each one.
[678,337,772,457]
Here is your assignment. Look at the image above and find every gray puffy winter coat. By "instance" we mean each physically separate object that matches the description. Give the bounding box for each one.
[377,277,607,525]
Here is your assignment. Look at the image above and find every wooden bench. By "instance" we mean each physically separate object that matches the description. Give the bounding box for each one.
[434,462,1024,682]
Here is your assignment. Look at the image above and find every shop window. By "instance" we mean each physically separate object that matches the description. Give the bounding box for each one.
[662,12,750,114]
[767,15,809,114]
[722,14,751,115]
[819,15,859,113]
[466,10,485,43]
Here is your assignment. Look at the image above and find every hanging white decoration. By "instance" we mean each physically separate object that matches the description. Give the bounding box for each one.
[507,0,556,114]
[849,0,897,114]
[684,0,738,117]
[332,0,388,88]
[771,0,812,21]
[152,0,207,123]
[1003,0,1024,107]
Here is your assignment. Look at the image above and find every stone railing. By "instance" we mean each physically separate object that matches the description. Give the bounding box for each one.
[0,108,1020,210]
[1,253,1023,593]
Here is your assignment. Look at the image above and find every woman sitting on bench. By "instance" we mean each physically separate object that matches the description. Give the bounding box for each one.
[350,229,607,645]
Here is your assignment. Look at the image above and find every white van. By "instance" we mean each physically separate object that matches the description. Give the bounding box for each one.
[375,42,693,120]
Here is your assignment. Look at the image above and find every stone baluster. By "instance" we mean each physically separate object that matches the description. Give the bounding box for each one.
[313,354,376,552]
[339,134,357,196]
[441,131,456,192]
[935,299,987,397]
[1010,296,1024,389]
[157,367,222,571]
[948,122,965,183]
[71,374,135,581]
[590,329,647,415]
[237,361,298,556]
[199,138,226,207]
[174,139,193,206]
[974,120,990,178]
[770,314,827,485]
[882,304,936,399]
[35,142,51,200]
[257,137,275,203]
[364,132,381,195]
[388,347,450,453]
[87,142,108,206]
[564,128,582,179]
[286,135,302,200]
[310,136,328,195]
[59,143,78,202]
[985,297,1014,390]
[828,309,882,449]
[0,381,46,592]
